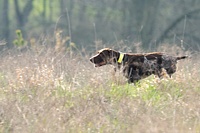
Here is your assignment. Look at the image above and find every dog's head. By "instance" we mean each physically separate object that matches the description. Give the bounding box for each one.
[90,48,120,67]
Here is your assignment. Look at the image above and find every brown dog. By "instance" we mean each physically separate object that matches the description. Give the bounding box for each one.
[90,48,188,83]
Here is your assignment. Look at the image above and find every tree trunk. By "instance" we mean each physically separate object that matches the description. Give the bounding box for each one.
[49,0,53,22]
[14,0,34,35]
[42,0,46,32]
[2,0,10,48]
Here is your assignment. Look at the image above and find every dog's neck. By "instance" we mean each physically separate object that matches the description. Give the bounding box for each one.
[111,50,127,65]
[117,52,125,63]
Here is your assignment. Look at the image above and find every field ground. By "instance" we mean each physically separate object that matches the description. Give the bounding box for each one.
[0,46,200,133]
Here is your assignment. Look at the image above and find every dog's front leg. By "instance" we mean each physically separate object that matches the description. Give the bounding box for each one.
[127,67,141,84]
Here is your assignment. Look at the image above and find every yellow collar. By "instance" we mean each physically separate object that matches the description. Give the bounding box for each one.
[117,53,124,63]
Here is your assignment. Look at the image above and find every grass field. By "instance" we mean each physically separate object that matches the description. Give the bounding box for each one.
[0,46,199,133]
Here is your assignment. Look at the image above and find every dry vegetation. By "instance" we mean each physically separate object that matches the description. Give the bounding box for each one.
[0,44,200,133]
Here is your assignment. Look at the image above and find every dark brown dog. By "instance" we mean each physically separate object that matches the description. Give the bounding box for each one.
[90,48,188,83]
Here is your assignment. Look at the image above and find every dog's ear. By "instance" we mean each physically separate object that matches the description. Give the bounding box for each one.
[104,48,112,51]
[97,48,110,53]
[103,48,112,54]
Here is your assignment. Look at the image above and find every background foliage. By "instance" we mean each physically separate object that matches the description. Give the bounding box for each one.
[1,0,200,51]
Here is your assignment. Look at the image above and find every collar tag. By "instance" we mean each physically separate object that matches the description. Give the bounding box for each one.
[117,53,124,63]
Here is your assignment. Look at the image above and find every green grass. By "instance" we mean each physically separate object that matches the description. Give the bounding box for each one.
[0,47,199,133]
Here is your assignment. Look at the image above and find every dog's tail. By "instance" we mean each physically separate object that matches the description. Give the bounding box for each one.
[176,55,188,60]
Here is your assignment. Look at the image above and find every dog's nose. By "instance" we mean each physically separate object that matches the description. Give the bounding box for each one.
[90,58,93,63]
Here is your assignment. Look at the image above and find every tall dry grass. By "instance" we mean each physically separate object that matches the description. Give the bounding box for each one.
[0,44,199,133]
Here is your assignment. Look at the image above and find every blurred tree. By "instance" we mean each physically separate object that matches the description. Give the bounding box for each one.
[1,0,10,48]
[157,8,200,44]
[42,0,46,32]
[14,0,34,35]
[49,0,53,22]
[120,0,159,48]
[0,0,200,50]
